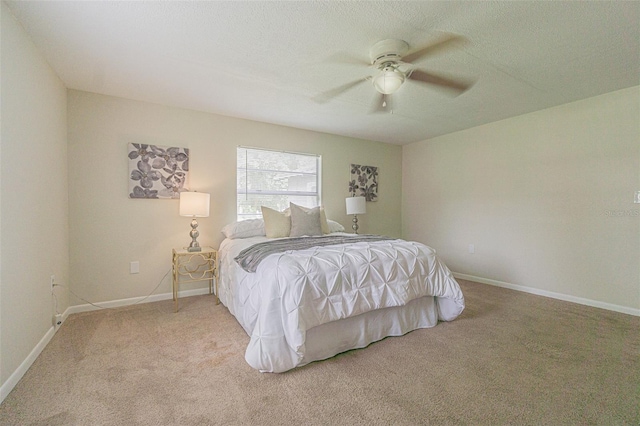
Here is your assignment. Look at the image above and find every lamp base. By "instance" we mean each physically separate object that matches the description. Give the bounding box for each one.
[187,218,202,252]
[352,215,359,234]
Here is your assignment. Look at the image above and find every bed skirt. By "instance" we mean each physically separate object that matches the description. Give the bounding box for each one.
[248,296,438,370]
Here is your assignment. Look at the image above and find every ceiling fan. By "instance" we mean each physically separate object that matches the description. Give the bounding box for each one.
[315,34,473,113]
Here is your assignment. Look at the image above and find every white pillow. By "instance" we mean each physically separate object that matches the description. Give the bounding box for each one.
[221,219,265,239]
[261,206,291,238]
[289,203,323,237]
[327,219,345,233]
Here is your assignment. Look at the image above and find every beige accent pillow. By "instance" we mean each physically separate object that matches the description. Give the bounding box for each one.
[289,203,323,237]
[261,206,291,238]
[319,208,330,234]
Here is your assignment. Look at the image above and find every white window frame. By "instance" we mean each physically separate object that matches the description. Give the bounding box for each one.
[237,146,322,221]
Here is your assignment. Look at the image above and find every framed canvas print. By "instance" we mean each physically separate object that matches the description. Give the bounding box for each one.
[128,143,189,199]
[349,164,378,201]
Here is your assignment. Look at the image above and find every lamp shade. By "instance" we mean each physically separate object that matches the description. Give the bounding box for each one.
[372,69,405,95]
[179,192,210,217]
[346,196,366,215]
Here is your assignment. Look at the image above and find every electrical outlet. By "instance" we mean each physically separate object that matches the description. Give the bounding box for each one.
[50,275,55,292]
[54,314,63,329]
[468,244,475,254]
[130,261,140,274]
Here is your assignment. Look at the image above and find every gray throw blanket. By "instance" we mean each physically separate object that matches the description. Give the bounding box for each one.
[235,235,393,273]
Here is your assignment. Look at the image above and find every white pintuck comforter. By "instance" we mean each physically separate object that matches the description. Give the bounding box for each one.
[218,234,465,372]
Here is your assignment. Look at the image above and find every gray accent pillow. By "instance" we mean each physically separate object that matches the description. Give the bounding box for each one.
[289,203,323,237]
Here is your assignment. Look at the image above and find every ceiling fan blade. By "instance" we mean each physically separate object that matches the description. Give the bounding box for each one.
[370,93,393,114]
[313,78,368,103]
[408,69,473,95]
[402,33,468,64]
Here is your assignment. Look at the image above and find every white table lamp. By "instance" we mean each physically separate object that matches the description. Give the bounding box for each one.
[180,191,210,252]
[346,196,366,234]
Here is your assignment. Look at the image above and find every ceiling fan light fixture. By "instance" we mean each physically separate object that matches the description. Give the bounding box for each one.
[372,69,405,95]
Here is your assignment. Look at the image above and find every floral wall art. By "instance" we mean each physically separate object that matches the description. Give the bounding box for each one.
[128,143,189,199]
[349,164,378,201]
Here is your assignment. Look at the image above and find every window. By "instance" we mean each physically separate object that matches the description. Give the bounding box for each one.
[237,147,321,221]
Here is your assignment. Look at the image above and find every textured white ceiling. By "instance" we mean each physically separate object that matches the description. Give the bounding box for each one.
[6,1,640,145]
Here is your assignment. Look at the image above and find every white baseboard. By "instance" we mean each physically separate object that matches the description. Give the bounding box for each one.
[66,287,212,315]
[453,272,640,317]
[0,325,56,403]
[0,287,212,404]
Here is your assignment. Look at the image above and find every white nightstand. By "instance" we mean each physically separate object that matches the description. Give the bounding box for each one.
[172,246,218,312]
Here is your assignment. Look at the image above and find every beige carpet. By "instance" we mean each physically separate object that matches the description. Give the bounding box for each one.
[0,280,638,425]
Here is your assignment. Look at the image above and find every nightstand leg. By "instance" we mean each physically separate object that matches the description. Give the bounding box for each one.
[174,288,178,312]
[215,275,219,305]
[173,257,179,312]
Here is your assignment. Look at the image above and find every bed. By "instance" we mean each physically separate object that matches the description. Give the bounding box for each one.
[217,216,465,373]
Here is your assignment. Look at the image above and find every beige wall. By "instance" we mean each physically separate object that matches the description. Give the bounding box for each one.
[67,90,402,304]
[402,87,640,312]
[1,2,69,386]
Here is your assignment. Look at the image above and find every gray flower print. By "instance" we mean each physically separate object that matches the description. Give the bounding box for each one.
[131,160,161,189]
[152,146,188,170]
[348,179,359,196]
[128,144,157,162]
[130,186,158,199]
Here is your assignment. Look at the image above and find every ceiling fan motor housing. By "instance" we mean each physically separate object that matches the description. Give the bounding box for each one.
[369,39,409,65]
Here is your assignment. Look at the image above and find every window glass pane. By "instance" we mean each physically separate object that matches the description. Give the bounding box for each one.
[237,147,320,221]
[237,169,246,194]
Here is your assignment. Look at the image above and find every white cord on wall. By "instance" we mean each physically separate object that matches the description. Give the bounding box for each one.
[51,268,171,312]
